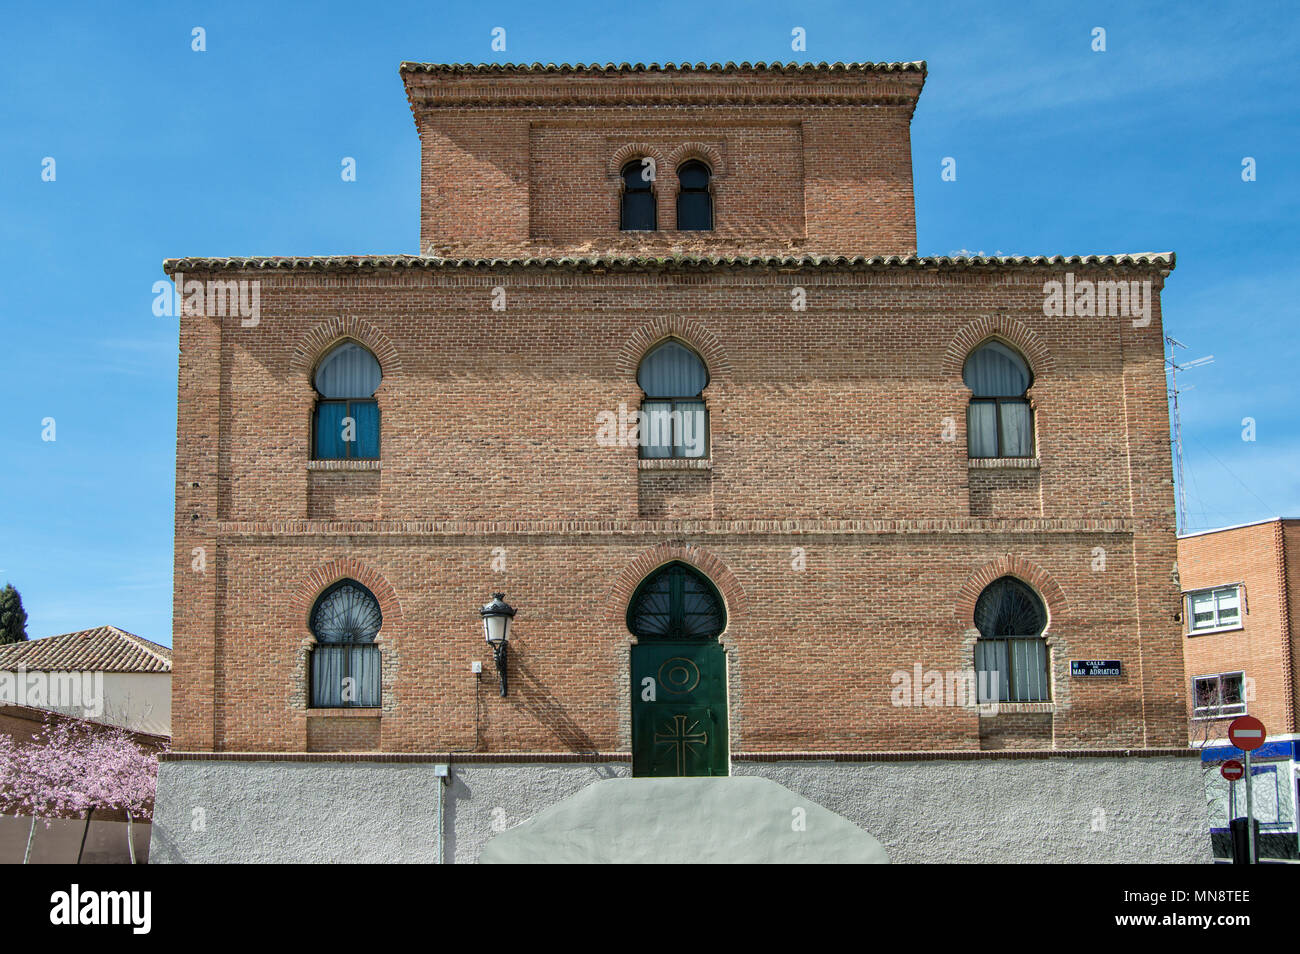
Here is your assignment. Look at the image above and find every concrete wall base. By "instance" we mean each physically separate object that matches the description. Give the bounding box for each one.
[150,755,1210,863]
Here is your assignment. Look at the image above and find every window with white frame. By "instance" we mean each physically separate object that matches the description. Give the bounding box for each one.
[1192,671,1246,719]
[1186,584,1242,633]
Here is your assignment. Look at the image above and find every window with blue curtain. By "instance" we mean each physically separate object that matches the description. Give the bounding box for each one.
[309,580,382,707]
[621,159,656,231]
[973,576,1050,703]
[637,340,708,459]
[676,160,713,231]
[963,340,1034,458]
[312,342,381,460]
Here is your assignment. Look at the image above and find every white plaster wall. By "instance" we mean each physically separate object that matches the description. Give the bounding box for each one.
[0,671,170,735]
[152,756,1209,864]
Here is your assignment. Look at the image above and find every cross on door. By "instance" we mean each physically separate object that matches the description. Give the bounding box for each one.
[654,714,709,776]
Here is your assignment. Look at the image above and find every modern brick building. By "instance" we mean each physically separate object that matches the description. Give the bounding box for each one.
[151,60,1207,863]
[1179,518,1299,861]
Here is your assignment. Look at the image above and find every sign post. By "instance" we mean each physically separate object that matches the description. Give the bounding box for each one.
[1228,716,1266,864]
[1221,759,1244,824]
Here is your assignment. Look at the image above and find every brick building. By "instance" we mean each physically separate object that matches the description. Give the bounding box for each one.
[151,60,1207,863]
[1179,518,1299,861]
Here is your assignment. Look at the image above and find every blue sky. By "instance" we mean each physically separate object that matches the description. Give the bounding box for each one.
[1,1,1297,645]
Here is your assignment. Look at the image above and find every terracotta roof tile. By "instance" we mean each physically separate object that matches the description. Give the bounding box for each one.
[0,626,172,674]
[399,61,926,75]
[163,252,1175,275]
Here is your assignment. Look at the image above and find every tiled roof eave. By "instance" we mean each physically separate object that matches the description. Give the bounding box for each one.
[0,626,172,674]
[399,60,927,75]
[163,252,1176,275]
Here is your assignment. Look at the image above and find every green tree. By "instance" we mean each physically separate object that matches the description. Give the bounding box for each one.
[0,584,29,645]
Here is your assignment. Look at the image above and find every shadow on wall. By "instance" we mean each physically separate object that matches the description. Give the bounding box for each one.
[501,650,619,764]
[0,814,151,864]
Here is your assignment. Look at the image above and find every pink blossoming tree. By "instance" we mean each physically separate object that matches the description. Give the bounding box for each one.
[0,716,163,863]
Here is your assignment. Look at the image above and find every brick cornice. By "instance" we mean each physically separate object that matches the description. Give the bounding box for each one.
[213,517,1137,539]
[401,65,926,111]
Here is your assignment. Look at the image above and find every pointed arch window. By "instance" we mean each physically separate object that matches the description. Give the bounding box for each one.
[637,340,708,459]
[963,341,1033,458]
[312,342,380,460]
[309,580,382,707]
[627,562,726,640]
[676,160,713,231]
[974,576,1050,703]
[620,159,657,231]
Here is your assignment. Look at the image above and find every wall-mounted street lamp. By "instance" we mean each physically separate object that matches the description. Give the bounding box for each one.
[480,592,516,697]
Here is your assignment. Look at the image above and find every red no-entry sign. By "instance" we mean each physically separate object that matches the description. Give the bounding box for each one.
[1229,716,1266,752]
[1221,759,1245,781]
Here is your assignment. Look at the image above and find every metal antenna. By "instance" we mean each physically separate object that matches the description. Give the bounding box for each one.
[1165,336,1215,533]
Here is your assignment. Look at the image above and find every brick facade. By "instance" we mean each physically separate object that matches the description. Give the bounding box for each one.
[1178,519,1299,742]
[165,61,1188,759]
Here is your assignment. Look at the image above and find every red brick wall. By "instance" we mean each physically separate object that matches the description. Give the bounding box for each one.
[403,64,922,258]
[168,257,1186,755]
[1179,520,1297,740]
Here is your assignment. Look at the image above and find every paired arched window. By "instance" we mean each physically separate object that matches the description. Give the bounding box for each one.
[309,579,382,707]
[637,339,709,459]
[627,561,726,639]
[618,158,714,231]
[312,342,381,460]
[963,340,1033,459]
[676,160,713,231]
[620,159,656,231]
[973,576,1050,703]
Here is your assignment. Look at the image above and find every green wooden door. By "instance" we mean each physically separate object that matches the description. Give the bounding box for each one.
[631,641,728,777]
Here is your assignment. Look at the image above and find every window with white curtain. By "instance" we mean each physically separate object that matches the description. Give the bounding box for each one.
[973,576,1051,703]
[637,340,709,459]
[963,340,1034,459]
[1186,584,1243,633]
[309,580,382,707]
[312,342,381,460]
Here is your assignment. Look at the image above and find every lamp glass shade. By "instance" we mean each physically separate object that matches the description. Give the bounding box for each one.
[480,593,515,644]
[483,613,510,645]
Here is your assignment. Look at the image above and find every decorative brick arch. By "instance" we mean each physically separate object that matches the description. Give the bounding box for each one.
[289,316,402,381]
[615,316,732,379]
[291,557,404,636]
[666,142,725,176]
[607,143,667,178]
[605,542,747,629]
[941,315,1054,381]
[954,555,1069,629]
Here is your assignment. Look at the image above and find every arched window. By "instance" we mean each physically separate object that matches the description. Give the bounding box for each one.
[963,340,1033,458]
[973,576,1050,703]
[676,160,713,231]
[637,339,708,459]
[312,342,381,460]
[620,159,656,231]
[309,579,382,707]
[627,562,726,639]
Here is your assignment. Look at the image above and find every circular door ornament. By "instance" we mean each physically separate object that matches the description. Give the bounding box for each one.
[657,657,701,695]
